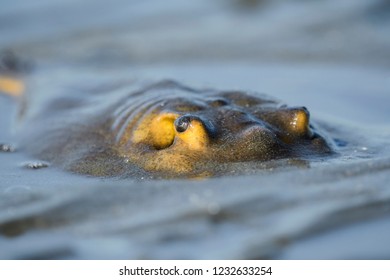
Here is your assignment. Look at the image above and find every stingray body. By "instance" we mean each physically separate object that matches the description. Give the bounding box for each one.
[9,79,333,178]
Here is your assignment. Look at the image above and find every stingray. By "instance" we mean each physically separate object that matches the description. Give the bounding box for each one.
[1,66,334,179]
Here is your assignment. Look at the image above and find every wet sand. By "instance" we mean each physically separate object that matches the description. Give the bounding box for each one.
[1,0,390,259]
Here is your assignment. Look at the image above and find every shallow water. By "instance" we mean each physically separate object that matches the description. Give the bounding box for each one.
[1,0,390,259]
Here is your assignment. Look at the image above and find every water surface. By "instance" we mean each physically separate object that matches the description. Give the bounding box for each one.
[0,0,390,259]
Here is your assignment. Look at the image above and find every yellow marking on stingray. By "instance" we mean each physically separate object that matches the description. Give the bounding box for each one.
[132,112,179,149]
[289,109,309,135]
[150,112,179,149]
[0,76,24,97]
[176,119,209,151]
[128,112,210,175]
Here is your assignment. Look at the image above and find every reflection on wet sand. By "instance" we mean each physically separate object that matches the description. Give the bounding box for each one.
[0,0,389,259]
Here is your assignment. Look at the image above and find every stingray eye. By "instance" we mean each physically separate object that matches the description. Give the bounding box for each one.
[174,116,191,133]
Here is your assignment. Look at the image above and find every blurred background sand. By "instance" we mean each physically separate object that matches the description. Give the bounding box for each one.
[0,0,390,259]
